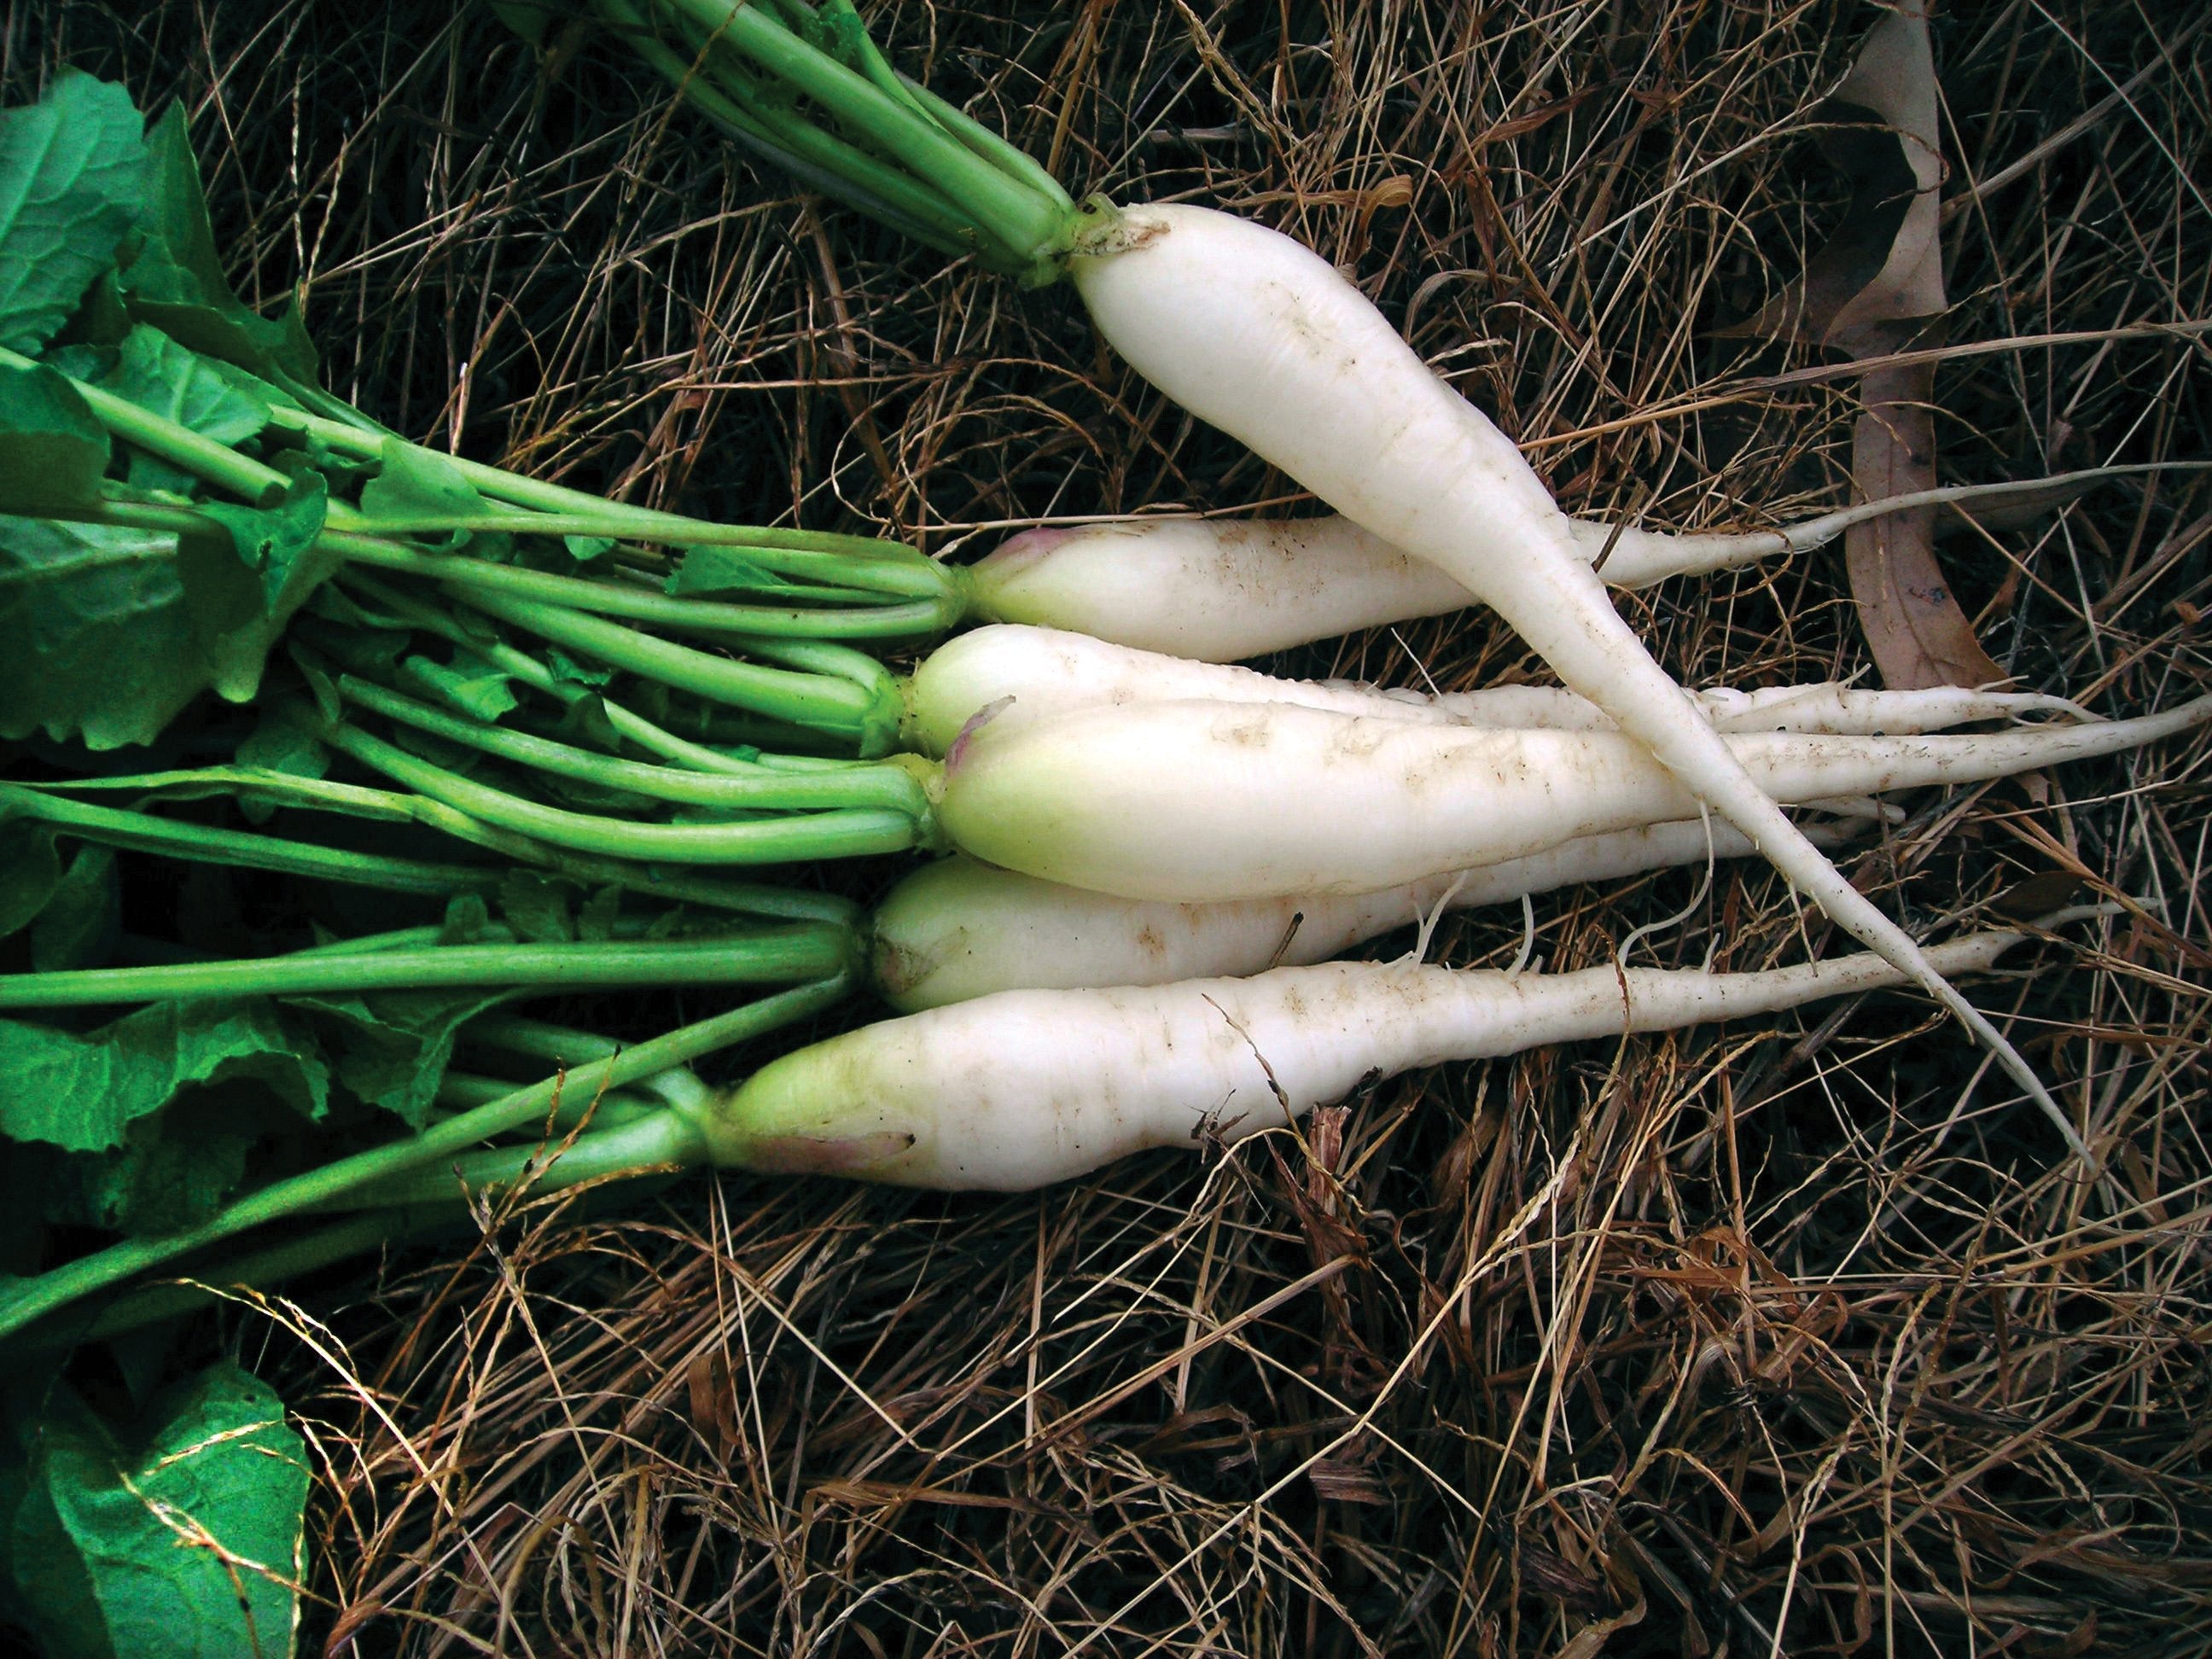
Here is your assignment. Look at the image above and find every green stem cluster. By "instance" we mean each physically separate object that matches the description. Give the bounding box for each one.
[0,976,849,1347]
[575,0,1081,280]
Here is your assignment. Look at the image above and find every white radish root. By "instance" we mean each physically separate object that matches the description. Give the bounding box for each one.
[1063,201,2077,1147]
[872,818,1857,1010]
[935,694,2211,904]
[712,926,2058,1190]
[965,471,2175,662]
[902,624,2092,754]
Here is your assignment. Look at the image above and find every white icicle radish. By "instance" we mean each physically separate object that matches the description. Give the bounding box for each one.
[1063,201,2069,1143]
[872,818,1854,1010]
[709,928,2046,1190]
[969,515,1777,661]
[967,472,2167,662]
[900,624,2091,754]
[935,694,2211,904]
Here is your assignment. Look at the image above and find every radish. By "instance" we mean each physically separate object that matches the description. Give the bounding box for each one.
[556,0,2117,1136]
[900,624,2093,756]
[312,633,2193,915]
[870,822,1858,1011]
[934,695,2212,909]
[710,923,2082,1190]
[963,469,2176,662]
[61,684,2174,1020]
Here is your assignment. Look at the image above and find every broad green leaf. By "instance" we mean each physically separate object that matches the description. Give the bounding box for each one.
[93,323,270,446]
[0,360,110,513]
[544,646,612,689]
[0,821,63,936]
[438,892,495,945]
[232,705,328,824]
[10,1366,308,1659]
[0,506,337,748]
[0,517,211,749]
[192,469,325,612]
[30,843,117,970]
[562,533,616,562]
[289,988,508,1130]
[0,998,327,1154]
[63,267,133,349]
[551,691,623,754]
[491,0,560,46]
[241,715,328,785]
[61,1091,271,1235]
[200,529,343,703]
[118,103,317,387]
[0,72,145,353]
[358,438,495,529]
[578,884,622,943]
[5,1396,112,1659]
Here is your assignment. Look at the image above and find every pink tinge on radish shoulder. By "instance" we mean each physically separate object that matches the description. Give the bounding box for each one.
[973,525,1075,575]
[742,1130,919,1177]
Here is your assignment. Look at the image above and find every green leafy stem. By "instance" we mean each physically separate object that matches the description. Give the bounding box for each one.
[0,972,853,1345]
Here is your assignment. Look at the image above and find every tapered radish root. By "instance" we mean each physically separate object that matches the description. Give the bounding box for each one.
[713,927,2054,1190]
[967,470,2176,662]
[901,625,2093,754]
[873,818,1857,1010]
[936,695,2210,904]
[1063,201,2085,1150]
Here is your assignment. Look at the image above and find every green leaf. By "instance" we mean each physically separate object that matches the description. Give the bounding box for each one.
[0,999,327,1155]
[669,545,790,597]
[61,1091,273,1236]
[579,885,621,943]
[359,439,495,528]
[0,517,211,749]
[550,691,623,754]
[490,0,560,47]
[232,705,329,824]
[289,989,507,1130]
[93,323,271,446]
[437,892,494,946]
[4,1395,113,1659]
[0,821,64,936]
[543,647,612,689]
[191,469,325,612]
[118,102,317,387]
[0,490,339,750]
[61,266,134,350]
[0,72,146,354]
[31,843,118,971]
[498,870,575,944]
[9,1365,308,1659]
[0,360,110,514]
[400,649,521,722]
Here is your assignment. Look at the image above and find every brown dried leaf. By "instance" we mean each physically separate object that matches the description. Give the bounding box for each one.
[1846,357,2007,689]
[1732,1,2001,688]
[1727,0,1946,345]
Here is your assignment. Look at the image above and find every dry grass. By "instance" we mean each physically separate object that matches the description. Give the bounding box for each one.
[14,0,2212,1652]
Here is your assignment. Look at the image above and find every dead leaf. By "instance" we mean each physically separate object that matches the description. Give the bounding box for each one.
[1988,870,2082,921]
[1847,352,2007,689]
[1729,0,2004,689]
[685,1350,740,1465]
[1721,1,1944,346]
